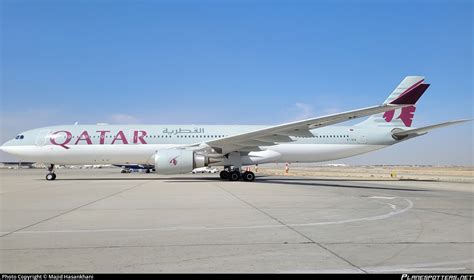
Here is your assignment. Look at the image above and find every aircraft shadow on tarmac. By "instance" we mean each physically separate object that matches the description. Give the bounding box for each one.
[253,178,427,192]
[55,176,427,192]
[55,176,222,182]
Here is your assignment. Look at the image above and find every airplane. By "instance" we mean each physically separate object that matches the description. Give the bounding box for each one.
[1,76,470,182]
[113,164,155,173]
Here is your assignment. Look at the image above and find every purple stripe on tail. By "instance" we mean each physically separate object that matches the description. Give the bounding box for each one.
[390,83,430,105]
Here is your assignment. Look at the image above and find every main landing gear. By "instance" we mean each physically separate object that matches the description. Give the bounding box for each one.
[46,164,56,181]
[219,167,255,182]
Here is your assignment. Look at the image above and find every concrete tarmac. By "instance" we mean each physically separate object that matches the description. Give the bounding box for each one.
[0,168,473,273]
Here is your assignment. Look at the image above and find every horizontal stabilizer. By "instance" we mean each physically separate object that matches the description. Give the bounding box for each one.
[392,119,471,138]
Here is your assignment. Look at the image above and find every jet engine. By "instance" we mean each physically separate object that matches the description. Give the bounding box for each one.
[154,149,209,174]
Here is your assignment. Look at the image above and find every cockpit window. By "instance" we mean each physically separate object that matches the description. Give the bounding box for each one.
[20,135,24,139]
[15,135,24,140]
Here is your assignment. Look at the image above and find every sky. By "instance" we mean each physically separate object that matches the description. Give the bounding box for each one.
[0,0,472,165]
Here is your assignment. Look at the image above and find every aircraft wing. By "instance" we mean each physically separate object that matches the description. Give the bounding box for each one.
[190,84,426,155]
[392,119,471,138]
[203,104,407,154]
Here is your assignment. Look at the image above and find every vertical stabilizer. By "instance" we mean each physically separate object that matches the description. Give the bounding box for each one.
[358,76,428,127]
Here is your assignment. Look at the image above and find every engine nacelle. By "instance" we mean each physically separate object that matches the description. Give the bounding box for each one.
[154,149,208,175]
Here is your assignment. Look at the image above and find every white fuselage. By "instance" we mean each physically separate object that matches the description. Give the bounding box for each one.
[1,124,399,166]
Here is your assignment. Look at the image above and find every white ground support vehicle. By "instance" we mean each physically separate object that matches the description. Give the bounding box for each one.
[192,167,219,174]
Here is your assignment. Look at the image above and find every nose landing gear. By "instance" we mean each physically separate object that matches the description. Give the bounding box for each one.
[46,164,56,181]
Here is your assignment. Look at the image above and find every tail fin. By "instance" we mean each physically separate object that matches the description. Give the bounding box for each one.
[358,76,429,127]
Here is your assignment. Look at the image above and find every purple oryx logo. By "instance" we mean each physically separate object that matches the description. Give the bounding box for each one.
[169,156,179,166]
[383,106,416,127]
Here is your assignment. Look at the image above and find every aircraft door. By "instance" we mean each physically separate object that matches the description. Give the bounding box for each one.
[36,130,51,146]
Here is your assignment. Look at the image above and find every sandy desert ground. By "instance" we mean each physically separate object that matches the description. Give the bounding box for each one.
[255,165,474,183]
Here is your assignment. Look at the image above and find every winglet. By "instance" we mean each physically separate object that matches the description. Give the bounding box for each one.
[390,83,430,105]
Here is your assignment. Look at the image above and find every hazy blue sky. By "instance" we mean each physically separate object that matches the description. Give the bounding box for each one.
[1,0,472,165]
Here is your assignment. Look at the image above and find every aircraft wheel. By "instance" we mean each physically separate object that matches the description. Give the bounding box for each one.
[242,171,255,182]
[146,169,150,173]
[220,170,229,180]
[229,171,240,181]
[46,173,56,181]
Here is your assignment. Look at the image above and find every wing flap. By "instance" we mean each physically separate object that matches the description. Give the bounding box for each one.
[235,146,264,152]
[237,139,274,146]
[274,129,314,137]
[256,135,294,143]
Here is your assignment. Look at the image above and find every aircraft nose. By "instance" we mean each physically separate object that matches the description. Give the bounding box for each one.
[0,139,14,151]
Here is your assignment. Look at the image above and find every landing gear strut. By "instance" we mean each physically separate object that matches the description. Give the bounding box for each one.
[219,167,255,182]
[46,164,56,181]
